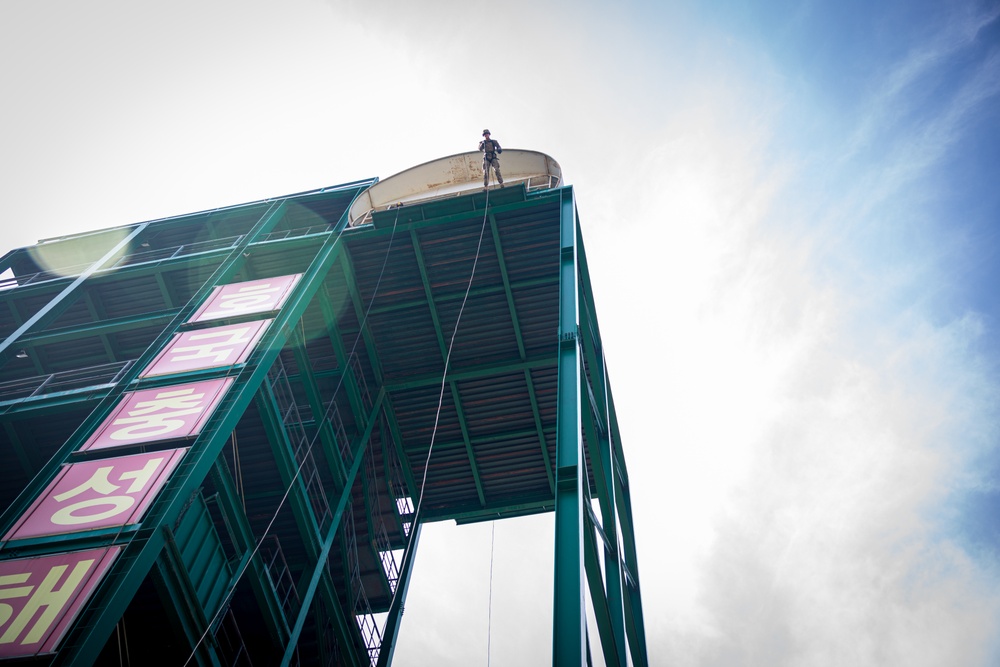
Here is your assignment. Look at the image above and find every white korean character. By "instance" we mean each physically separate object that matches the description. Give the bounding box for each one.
[0,560,93,645]
[168,326,255,364]
[109,387,206,441]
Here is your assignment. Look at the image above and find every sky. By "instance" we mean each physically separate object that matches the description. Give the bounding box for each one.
[2,0,1000,665]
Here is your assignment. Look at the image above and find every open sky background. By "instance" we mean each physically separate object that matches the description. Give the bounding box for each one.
[3,0,1000,665]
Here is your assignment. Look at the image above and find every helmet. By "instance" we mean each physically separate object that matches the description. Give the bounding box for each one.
[482,129,490,135]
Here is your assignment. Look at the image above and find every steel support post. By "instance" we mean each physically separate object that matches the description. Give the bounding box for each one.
[374,521,423,667]
[578,234,627,666]
[280,389,386,667]
[553,189,585,666]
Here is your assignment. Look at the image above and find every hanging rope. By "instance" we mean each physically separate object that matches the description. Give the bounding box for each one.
[231,431,244,510]
[487,519,496,667]
[379,174,494,655]
[412,181,491,526]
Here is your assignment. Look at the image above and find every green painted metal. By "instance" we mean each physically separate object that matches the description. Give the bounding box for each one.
[208,459,292,647]
[2,421,35,477]
[256,378,368,667]
[0,223,148,361]
[279,389,386,667]
[409,228,449,363]
[488,213,527,361]
[368,274,558,317]
[373,522,422,667]
[526,368,557,495]
[381,355,554,392]
[45,197,387,665]
[582,507,622,667]
[449,382,487,507]
[16,310,179,347]
[339,248,387,387]
[0,201,286,540]
[317,285,367,436]
[0,174,649,665]
[553,188,585,666]
[577,239,630,666]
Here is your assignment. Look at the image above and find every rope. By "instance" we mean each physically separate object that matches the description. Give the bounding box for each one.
[183,207,402,666]
[378,173,493,656]
[487,520,496,667]
[231,431,244,510]
[122,616,131,667]
[411,181,490,526]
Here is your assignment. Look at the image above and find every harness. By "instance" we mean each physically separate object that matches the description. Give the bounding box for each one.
[483,139,498,161]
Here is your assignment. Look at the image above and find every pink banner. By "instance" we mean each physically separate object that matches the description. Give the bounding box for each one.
[140,320,271,377]
[4,449,186,540]
[189,274,301,323]
[0,547,119,657]
[80,378,232,451]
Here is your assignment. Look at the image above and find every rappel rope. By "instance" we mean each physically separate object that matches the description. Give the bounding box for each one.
[184,207,402,666]
[378,174,494,657]
[487,519,496,667]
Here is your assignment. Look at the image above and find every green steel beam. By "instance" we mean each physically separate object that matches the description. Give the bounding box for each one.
[553,188,585,666]
[5,299,23,327]
[81,292,116,362]
[381,354,555,392]
[317,285,367,433]
[526,368,556,495]
[156,526,224,667]
[408,227,449,362]
[256,380,324,544]
[368,275,558,317]
[339,248,387,386]
[289,322,351,488]
[601,381,648,665]
[256,378,368,667]
[154,271,176,308]
[0,223,148,362]
[577,296,627,667]
[575,226,646,666]
[449,381,487,507]
[578,363,625,664]
[351,191,561,240]
[208,459,291,646]
[373,521,422,667]
[582,506,622,667]
[447,498,554,524]
[381,393,419,505]
[0,386,109,419]
[488,212,527,360]
[17,308,179,347]
[280,390,386,667]
[2,421,35,477]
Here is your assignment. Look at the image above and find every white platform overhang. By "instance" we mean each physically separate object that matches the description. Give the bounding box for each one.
[348,150,562,227]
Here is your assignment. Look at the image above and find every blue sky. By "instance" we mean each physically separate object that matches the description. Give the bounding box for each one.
[2,0,999,665]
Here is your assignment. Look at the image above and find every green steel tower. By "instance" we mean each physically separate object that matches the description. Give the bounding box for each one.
[0,152,647,666]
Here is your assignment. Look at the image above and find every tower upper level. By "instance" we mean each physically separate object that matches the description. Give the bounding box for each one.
[348,150,561,226]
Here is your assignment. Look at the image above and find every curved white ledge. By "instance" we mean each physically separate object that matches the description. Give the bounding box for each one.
[348,150,562,226]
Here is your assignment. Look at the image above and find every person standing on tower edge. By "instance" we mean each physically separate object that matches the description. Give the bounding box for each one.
[479,129,503,188]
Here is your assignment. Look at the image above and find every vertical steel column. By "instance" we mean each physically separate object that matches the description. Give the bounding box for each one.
[552,189,585,666]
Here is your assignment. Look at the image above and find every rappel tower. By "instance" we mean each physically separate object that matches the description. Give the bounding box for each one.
[0,151,647,666]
